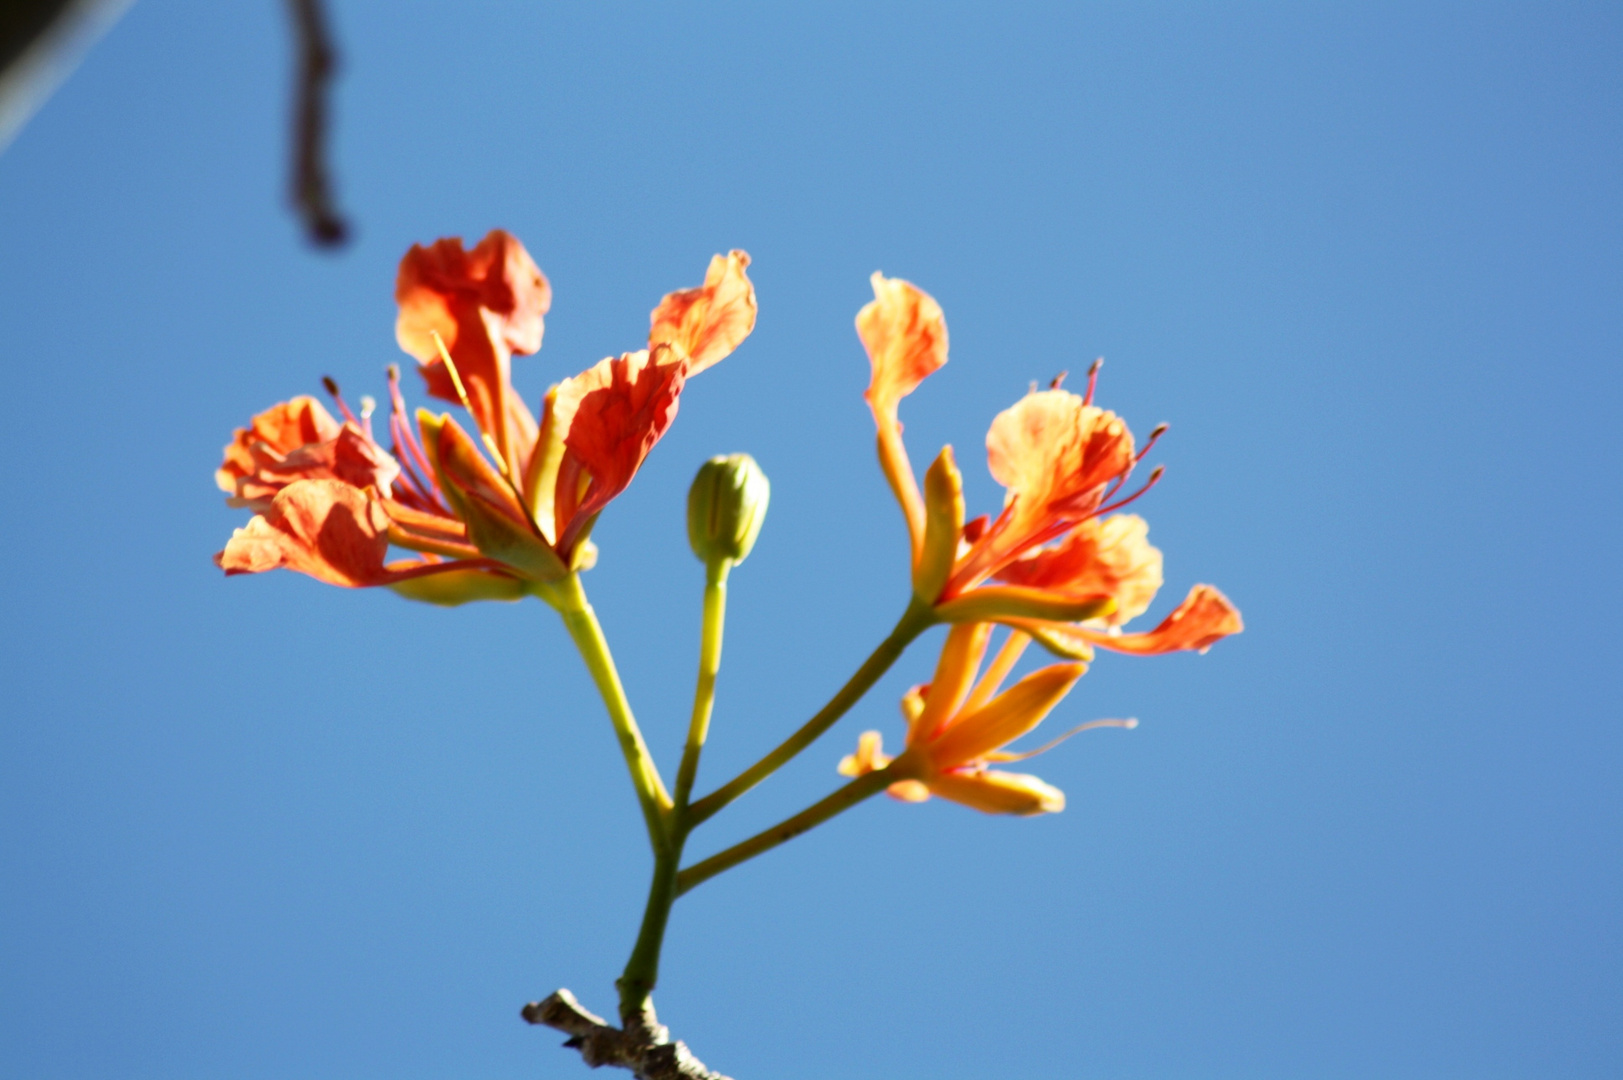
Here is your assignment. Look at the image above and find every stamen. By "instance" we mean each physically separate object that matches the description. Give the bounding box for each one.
[997,717,1137,762]
[429,330,514,482]
[321,375,360,425]
[359,395,377,438]
[1094,464,1164,517]
[1049,370,1068,390]
[1082,357,1103,406]
[1136,423,1168,462]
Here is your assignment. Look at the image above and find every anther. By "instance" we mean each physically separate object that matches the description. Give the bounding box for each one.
[321,375,360,425]
[321,375,340,397]
[1136,423,1169,462]
[1083,357,1103,406]
[1050,370,1068,390]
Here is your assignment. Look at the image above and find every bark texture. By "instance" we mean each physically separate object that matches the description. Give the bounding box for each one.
[523,989,731,1080]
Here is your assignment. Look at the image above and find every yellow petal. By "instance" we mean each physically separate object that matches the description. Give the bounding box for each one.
[926,769,1065,815]
[913,446,964,604]
[909,622,992,744]
[926,662,1085,769]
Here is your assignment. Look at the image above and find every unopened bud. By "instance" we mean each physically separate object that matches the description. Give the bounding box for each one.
[687,454,770,565]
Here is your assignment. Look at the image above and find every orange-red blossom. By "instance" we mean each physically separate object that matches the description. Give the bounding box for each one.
[215,231,756,604]
[838,620,1133,815]
[857,272,1242,659]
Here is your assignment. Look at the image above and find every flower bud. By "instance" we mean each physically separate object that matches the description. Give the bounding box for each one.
[687,454,770,565]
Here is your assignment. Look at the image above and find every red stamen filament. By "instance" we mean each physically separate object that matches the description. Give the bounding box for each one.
[1082,357,1103,406]
[1093,465,1164,518]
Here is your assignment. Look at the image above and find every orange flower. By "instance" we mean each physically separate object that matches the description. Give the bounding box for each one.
[838,622,1134,815]
[856,273,1242,656]
[217,235,756,602]
[395,230,552,475]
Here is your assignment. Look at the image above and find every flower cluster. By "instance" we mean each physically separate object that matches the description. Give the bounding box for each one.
[215,231,756,605]
[839,274,1242,814]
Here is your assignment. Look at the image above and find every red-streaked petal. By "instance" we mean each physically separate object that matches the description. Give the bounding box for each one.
[216,478,394,587]
[217,396,341,494]
[551,346,687,557]
[1080,584,1243,655]
[649,250,757,375]
[995,514,1163,626]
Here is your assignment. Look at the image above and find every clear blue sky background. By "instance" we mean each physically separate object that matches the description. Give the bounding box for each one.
[2,3,1619,1078]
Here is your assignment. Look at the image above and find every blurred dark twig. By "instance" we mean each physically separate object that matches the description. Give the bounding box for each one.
[284,0,348,247]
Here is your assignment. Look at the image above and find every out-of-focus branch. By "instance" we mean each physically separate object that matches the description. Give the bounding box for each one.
[283,0,347,247]
[523,989,731,1080]
[0,0,130,153]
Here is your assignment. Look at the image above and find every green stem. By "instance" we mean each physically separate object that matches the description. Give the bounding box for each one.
[673,559,731,810]
[543,574,673,852]
[685,600,934,827]
[616,845,681,1022]
[676,769,896,896]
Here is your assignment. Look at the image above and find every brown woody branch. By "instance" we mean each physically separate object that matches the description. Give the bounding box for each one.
[283,0,347,246]
[523,989,731,1080]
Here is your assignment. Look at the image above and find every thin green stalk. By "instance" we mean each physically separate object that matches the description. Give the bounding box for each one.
[685,600,934,827]
[543,574,673,852]
[676,769,896,896]
[673,559,731,810]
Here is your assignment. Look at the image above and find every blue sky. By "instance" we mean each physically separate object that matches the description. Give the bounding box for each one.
[1,3,1619,1078]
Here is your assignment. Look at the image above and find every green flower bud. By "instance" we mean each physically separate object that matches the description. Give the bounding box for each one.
[687,454,770,565]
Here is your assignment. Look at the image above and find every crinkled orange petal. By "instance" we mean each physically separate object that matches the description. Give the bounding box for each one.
[950,390,1136,592]
[857,273,947,557]
[216,396,341,495]
[925,769,1065,816]
[1082,584,1244,655]
[395,230,549,463]
[996,514,1164,626]
[215,478,396,587]
[925,662,1086,770]
[551,346,687,558]
[648,250,757,375]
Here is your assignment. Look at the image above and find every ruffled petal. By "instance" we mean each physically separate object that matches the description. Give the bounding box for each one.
[995,514,1163,626]
[216,396,342,499]
[1081,584,1243,655]
[215,478,395,587]
[551,346,687,559]
[648,250,757,375]
[395,230,549,465]
[857,274,947,558]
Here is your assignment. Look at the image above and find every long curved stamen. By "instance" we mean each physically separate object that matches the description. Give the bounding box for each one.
[1093,464,1164,518]
[992,717,1138,762]
[428,331,513,478]
[321,375,361,425]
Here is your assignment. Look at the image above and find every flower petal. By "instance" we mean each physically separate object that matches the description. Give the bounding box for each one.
[925,769,1065,815]
[216,478,394,587]
[926,662,1086,769]
[1081,584,1244,655]
[837,730,891,777]
[648,250,757,375]
[857,274,947,558]
[217,396,341,499]
[996,514,1163,626]
[909,621,993,745]
[395,230,549,464]
[551,347,687,559]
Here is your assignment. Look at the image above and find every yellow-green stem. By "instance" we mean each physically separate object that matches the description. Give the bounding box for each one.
[685,599,934,826]
[673,559,731,810]
[542,575,672,853]
[676,769,896,896]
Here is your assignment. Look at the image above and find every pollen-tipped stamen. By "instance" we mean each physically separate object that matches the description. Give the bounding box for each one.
[1136,423,1169,463]
[1094,464,1164,518]
[990,717,1138,762]
[1082,357,1103,406]
[322,375,362,426]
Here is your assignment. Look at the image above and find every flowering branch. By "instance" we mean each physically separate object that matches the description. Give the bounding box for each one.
[523,989,730,1080]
